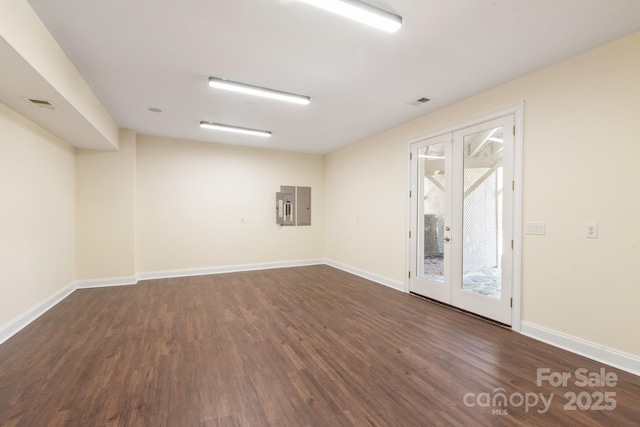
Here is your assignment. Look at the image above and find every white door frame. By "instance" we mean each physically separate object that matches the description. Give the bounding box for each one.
[404,102,524,331]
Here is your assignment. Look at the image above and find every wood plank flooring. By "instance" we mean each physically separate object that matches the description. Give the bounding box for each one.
[0,265,639,426]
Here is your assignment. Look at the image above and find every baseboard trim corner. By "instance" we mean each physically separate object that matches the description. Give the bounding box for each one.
[324,259,405,292]
[520,321,640,377]
[0,282,76,346]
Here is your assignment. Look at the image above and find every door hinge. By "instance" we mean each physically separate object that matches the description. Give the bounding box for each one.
[408,271,411,279]
[409,231,412,238]
[410,152,413,160]
[512,181,515,191]
[409,190,412,198]
[511,240,514,249]
[510,298,513,308]
[513,126,516,136]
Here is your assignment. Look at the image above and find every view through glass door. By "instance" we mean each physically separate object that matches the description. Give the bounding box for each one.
[409,115,514,325]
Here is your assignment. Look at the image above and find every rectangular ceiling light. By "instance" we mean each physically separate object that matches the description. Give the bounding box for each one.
[200,121,272,138]
[208,77,310,105]
[299,0,402,33]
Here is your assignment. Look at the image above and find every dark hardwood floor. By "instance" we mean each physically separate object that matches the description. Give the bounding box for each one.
[0,265,639,426]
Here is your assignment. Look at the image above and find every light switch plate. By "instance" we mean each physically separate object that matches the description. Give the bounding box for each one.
[585,223,598,239]
[526,222,545,235]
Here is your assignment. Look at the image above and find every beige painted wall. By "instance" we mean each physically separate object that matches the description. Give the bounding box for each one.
[136,135,325,272]
[326,32,640,357]
[0,102,75,329]
[75,129,136,280]
[325,130,407,284]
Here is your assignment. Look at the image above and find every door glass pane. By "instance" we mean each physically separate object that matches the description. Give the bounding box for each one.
[418,143,446,283]
[462,127,503,298]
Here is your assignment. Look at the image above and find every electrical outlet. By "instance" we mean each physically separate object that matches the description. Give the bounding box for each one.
[526,222,545,235]
[585,223,598,238]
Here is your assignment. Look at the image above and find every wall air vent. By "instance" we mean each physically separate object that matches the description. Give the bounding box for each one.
[408,97,431,107]
[24,98,57,110]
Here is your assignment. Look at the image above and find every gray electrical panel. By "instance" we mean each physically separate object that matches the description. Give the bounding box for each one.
[276,185,311,226]
[297,186,311,226]
[276,185,295,226]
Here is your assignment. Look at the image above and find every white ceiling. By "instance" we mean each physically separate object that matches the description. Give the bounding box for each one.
[25,0,640,154]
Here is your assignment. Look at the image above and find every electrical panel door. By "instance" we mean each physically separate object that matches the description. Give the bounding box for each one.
[297,186,311,226]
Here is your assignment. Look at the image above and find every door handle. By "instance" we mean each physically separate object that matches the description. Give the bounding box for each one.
[444,237,451,242]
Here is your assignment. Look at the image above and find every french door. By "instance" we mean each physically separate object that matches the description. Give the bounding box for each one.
[409,115,514,325]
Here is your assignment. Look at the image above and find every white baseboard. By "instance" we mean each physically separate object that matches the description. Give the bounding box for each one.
[137,259,326,281]
[521,321,640,377]
[0,261,325,347]
[324,259,405,292]
[322,262,640,377]
[7,265,637,379]
[75,275,139,289]
[0,282,76,346]
[75,260,327,287]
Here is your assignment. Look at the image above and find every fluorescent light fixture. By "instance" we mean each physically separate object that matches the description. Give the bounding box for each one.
[208,77,310,105]
[200,121,272,138]
[299,0,402,33]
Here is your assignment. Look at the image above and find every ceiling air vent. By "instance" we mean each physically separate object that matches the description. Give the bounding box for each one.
[25,98,57,110]
[408,97,431,107]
